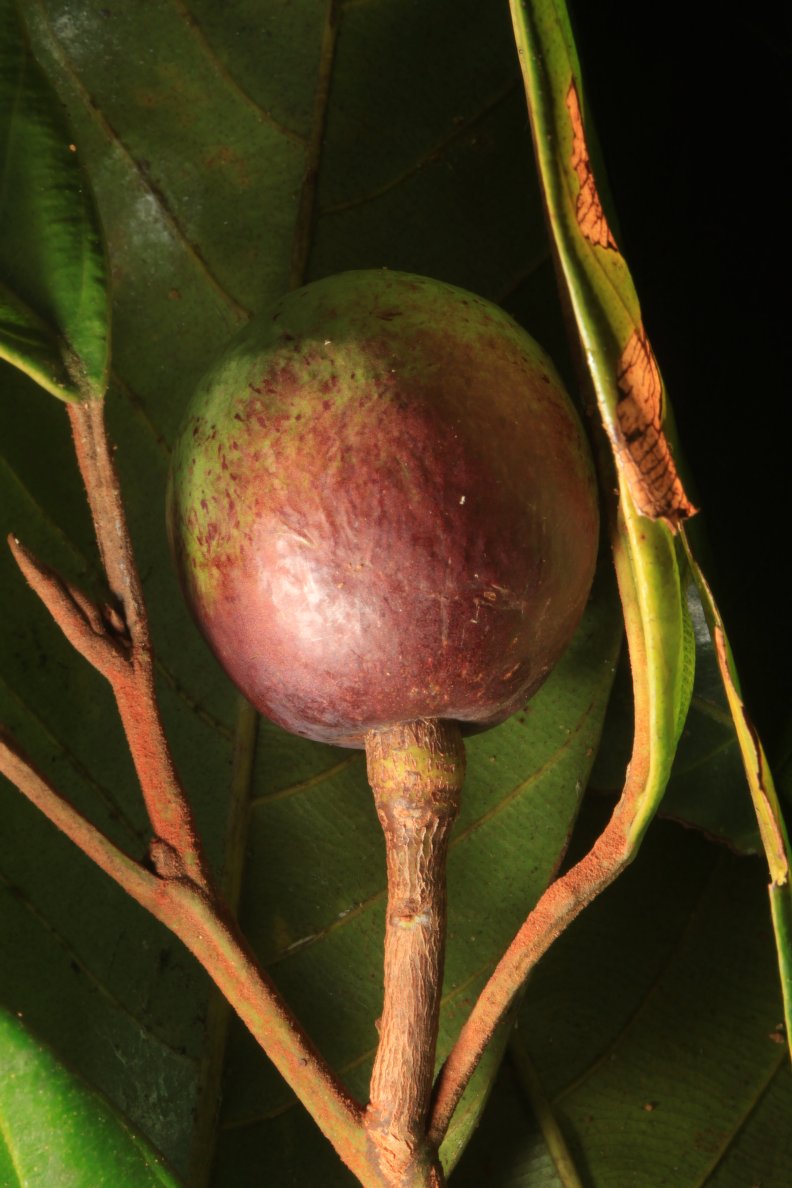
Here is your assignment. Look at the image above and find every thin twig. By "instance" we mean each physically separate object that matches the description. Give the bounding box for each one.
[65,399,210,885]
[0,732,157,906]
[3,391,381,1181]
[8,535,129,679]
[0,731,378,1181]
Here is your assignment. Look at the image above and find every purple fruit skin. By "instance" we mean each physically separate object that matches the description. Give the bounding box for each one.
[167,270,599,747]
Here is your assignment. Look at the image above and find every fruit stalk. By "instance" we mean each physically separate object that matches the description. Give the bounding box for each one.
[364,719,465,1186]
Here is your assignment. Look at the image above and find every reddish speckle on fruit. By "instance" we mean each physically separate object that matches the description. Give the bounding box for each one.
[167,270,599,746]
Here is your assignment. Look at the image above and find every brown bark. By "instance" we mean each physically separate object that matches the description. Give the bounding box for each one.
[364,719,464,1186]
[4,396,379,1180]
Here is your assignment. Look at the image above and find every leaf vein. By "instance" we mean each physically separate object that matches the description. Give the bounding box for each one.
[110,370,172,460]
[289,0,342,287]
[168,0,308,147]
[552,853,725,1104]
[0,671,144,845]
[250,753,360,808]
[0,871,199,1064]
[0,1096,24,1188]
[265,697,600,966]
[696,1052,789,1184]
[317,79,519,218]
[27,0,251,320]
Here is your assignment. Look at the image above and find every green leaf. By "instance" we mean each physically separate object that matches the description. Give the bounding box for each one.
[0,0,109,400]
[592,585,763,855]
[681,536,792,1061]
[509,0,692,860]
[455,809,792,1186]
[0,277,71,398]
[512,0,791,1065]
[0,1006,179,1186]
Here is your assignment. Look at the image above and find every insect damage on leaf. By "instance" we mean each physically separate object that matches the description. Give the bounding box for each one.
[615,327,696,529]
[566,83,617,251]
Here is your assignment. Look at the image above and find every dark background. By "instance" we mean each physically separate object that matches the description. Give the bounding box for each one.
[568,1,790,751]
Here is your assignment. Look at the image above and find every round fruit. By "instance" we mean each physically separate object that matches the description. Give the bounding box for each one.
[167,270,599,747]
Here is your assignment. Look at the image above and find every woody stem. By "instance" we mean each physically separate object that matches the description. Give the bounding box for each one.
[364,719,465,1186]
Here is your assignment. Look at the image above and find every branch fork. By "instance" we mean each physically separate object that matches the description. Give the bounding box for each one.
[1,398,371,1180]
[8,534,131,679]
[2,393,655,1187]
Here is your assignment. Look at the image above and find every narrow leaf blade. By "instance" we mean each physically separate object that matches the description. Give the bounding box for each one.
[681,533,792,1058]
[510,0,693,847]
[0,0,109,400]
[0,276,72,397]
[512,0,791,1063]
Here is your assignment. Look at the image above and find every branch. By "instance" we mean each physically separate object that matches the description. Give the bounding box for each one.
[3,393,383,1181]
[158,881,370,1179]
[0,732,157,907]
[67,399,147,640]
[8,535,129,680]
[63,399,210,886]
[0,730,376,1182]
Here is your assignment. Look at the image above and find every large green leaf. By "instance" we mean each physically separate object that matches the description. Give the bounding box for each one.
[0,1007,179,1186]
[1,1,619,1182]
[454,808,791,1186]
[0,0,109,399]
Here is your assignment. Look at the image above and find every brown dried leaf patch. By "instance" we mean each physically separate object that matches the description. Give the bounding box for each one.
[615,328,696,529]
[566,83,618,250]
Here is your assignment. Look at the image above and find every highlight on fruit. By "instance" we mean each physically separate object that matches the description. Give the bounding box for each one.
[167,269,599,746]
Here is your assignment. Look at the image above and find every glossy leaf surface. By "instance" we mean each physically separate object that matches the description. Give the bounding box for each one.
[681,536,792,1057]
[0,0,109,399]
[592,584,762,855]
[0,1007,178,1186]
[510,0,693,853]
